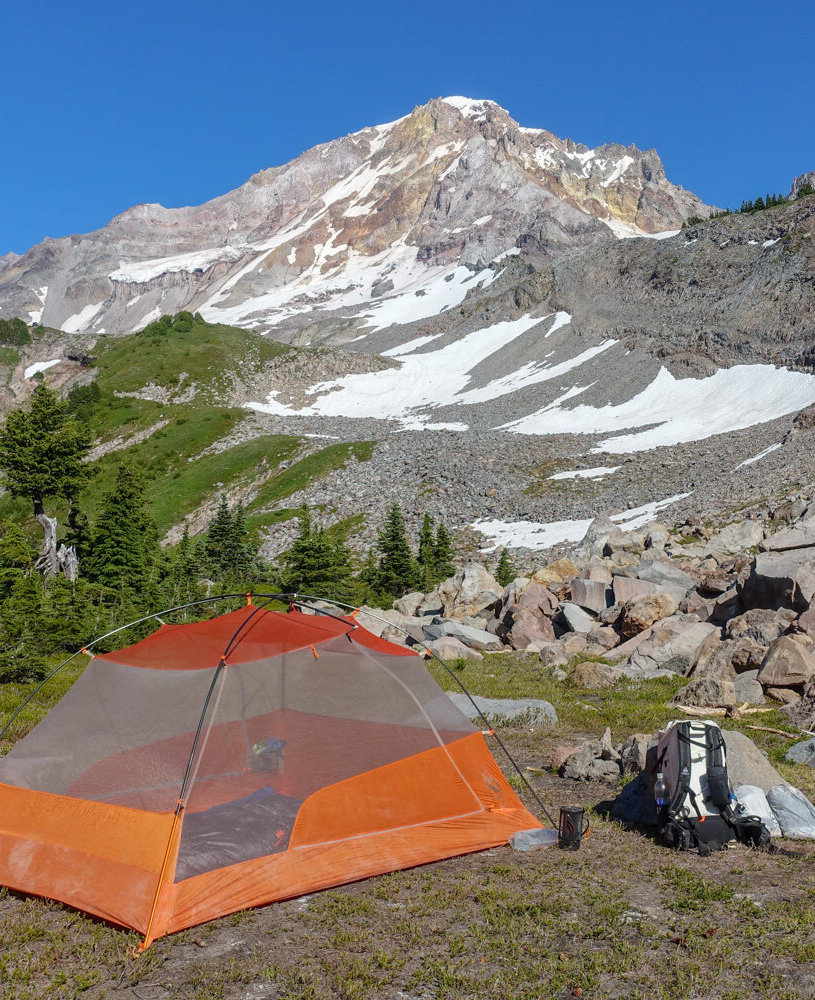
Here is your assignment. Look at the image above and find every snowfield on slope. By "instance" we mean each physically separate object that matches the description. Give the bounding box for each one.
[246,312,606,429]
[501,365,815,452]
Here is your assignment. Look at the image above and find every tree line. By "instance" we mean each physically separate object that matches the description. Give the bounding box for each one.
[0,383,458,682]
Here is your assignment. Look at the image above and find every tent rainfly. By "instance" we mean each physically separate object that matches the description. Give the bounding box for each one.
[0,604,541,946]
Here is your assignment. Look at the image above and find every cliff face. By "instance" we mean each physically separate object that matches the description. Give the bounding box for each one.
[0,97,709,338]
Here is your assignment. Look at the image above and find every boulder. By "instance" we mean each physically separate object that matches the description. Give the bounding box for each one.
[760,517,815,552]
[501,577,531,609]
[738,550,815,612]
[422,619,503,651]
[785,738,815,766]
[560,602,599,633]
[645,524,670,551]
[587,626,620,651]
[500,605,556,650]
[635,558,695,602]
[515,582,559,616]
[582,563,613,584]
[572,515,616,558]
[766,687,802,705]
[733,670,765,704]
[560,730,621,782]
[619,592,679,638]
[671,673,736,708]
[723,730,787,792]
[549,746,579,770]
[796,606,815,640]
[624,618,719,676]
[425,636,483,661]
[757,636,815,688]
[416,589,443,616]
[446,692,557,726]
[546,557,579,581]
[726,607,796,645]
[788,677,815,728]
[570,578,613,614]
[393,591,424,616]
[562,632,589,656]
[571,660,624,688]
[356,607,426,641]
[726,637,767,674]
[538,642,569,668]
[705,520,765,555]
[438,563,503,621]
[612,576,663,604]
[619,733,650,775]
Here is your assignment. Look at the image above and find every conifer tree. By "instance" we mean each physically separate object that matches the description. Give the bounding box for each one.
[204,497,234,576]
[0,519,33,598]
[417,512,436,589]
[496,548,516,587]
[433,522,455,582]
[282,508,354,599]
[376,503,420,597]
[83,464,157,594]
[0,383,92,573]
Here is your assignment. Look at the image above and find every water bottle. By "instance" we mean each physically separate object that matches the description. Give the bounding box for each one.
[654,772,670,809]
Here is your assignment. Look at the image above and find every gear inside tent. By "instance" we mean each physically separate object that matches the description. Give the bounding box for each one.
[0,603,540,946]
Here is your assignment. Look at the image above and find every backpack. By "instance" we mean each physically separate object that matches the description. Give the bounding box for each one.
[654,720,772,856]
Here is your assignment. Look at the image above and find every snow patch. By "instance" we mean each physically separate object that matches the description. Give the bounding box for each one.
[61,302,103,334]
[111,246,247,283]
[24,359,60,379]
[549,466,620,480]
[734,442,782,469]
[502,364,815,453]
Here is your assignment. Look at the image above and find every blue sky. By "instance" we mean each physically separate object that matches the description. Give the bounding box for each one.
[2,0,813,255]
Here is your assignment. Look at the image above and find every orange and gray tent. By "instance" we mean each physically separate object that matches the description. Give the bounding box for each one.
[0,604,540,945]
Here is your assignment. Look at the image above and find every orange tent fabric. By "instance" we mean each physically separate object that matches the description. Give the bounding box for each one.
[0,606,541,945]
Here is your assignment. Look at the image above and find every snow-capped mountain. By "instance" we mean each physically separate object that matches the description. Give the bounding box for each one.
[0,97,709,339]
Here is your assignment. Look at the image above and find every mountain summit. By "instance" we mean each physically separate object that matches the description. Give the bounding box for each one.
[0,97,709,337]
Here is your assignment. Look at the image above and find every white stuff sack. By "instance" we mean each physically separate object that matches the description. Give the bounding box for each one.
[767,785,815,839]
[733,784,781,838]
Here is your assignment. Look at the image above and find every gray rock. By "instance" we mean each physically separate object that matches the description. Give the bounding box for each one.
[612,576,663,604]
[538,642,569,668]
[425,636,484,661]
[785,738,815,766]
[500,604,555,650]
[582,563,613,584]
[705,520,765,555]
[760,518,815,552]
[446,692,557,726]
[423,619,504,651]
[635,557,695,602]
[560,602,599,633]
[438,563,503,621]
[416,589,443,616]
[515,582,559,616]
[726,607,796,645]
[724,730,787,793]
[624,618,719,675]
[571,660,624,688]
[619,734,650,774]
[758,636,815,688]
[733,670,765,704]
[393,591,424,616]
[671,673,736,708]
[571,578,613,613]
[738,550,815,612]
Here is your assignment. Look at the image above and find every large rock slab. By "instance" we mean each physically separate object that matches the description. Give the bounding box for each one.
[560,602,599,633]
[671,673,736,708]
[738,551,815,613]
[516,582,559,616]
[761,518,815,552]
[625,618,719,675]
[571,578,613,614]
[724,730,787,793]
[635,558,695,602]
[423,619,503,651]
[500,605,556,650]
[438,564,503,621]
[425,636,484,661]
[612,576,663,604]
[758,636,815,688]
[785,738,815,766]
[446,692,557,726]
[726,607,796,645]
[733,669,765,704]
[393,591,424,616]
[705,520,765,555]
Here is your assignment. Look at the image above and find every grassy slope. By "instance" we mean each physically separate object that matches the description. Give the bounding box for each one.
[0,316,376,540]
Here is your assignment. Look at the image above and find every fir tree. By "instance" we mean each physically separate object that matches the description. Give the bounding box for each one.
[433,522,455,582]
[417,512,436,589]
[282,508,355,599]
[376,503,420,597]
[83,463,157,594]
[0,519,33,599]
[496,549,516,587]
[204,497,234,576]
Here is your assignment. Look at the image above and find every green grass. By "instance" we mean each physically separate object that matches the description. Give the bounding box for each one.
[94,318,291,401]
